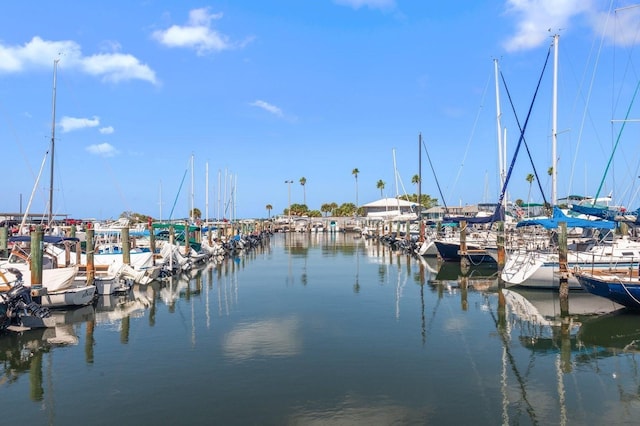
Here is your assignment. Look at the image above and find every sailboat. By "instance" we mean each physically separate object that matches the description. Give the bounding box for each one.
[2,59,95,308]
[430,58,511,264]
[500,34,640,290]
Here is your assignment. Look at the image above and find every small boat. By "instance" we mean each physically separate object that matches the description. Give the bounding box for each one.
[39,284,97,308]
[573,266,640,310]
[0,268,53,330]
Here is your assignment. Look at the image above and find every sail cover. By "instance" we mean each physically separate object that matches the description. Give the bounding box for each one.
[516,206,616,229]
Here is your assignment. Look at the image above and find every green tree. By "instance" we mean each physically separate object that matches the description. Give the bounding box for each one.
[288,203,309,216]
[526,173,535,216]
[399,194,438,209]
[321,203,333,217]
[190,208,202,220]
[376,179,385,198]
[266,204,273,219]
[336,202,357,217]
[352,168,359,208]
[299,177,307,206]
[330,202,338,216]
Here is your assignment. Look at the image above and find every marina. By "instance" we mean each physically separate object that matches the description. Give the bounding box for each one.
[2,232,640,425]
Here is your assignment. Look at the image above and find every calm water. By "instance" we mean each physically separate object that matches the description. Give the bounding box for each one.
[3,232,640,425]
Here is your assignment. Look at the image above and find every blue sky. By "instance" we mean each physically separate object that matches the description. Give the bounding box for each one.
[1,0,640,220]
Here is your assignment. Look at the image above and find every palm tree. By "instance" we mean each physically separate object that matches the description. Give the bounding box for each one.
[526,173,535,217]
[299,177,307,206]
[266,204,272,219]
[352,168,359,209]
[376,179,385,198]
[190,208,202,221]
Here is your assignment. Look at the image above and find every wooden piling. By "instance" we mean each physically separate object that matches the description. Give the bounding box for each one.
[122,226,131,266]
[496,222,505,270]
[30,225,44,302]
[149,223,156,266]
[0,226,7,258]
[558,221,569,313]
[86,227,95,286]
[75,240,82,266]
[184,221,191,255]
[459,220,467,255]
[64,239,71,267]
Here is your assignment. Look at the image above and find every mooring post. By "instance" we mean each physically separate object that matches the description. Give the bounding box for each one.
[558,221,569,314]
[0,226,7,258]
[497,221,505,271]
[31,225,44,303]
[149,222,156,266]
[184,221,191,256]
[76,240,82,265]
[64,238,71,267]
[459,220,467,257]
[86,226,95,286]
[122,226,131,266]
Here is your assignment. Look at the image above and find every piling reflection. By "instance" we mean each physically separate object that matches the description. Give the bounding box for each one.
[0,304,95,401]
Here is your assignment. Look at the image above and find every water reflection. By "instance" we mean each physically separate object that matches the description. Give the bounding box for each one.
[0,304,95,401]
[4,232,640,424]
[224,316,303,361]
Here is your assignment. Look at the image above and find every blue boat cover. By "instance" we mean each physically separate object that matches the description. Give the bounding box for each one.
[516,206,616,229]
[9,235,80,243]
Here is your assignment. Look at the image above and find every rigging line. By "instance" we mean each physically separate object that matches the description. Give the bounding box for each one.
[501,72,549,207]
[593,77,640,204]
[568,0,614,194]
[169,166,189,220]
[451,69,493,196]
[19,150,49,234]
[422,138,449,211]
[498,44,552,210]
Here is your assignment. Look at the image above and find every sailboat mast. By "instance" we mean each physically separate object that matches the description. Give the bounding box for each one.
[392,148,400,212]
[48,59,59,226]
[418,133,422,210]
[552,34,559,206]
[190,153,194,222]
[418,132,424,241]
[494,59,505,194]
[205,161,209,224]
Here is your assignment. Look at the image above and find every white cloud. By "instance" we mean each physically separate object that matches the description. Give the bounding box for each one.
[590,5,640,47]
[250,100,284,117]
[59,116,100,133]
[152,7,250,55]
[81,52,157,84]
[99,126,114,135]
[86,142,118,157]
[334,0,396,10]
[0,36,157,85]
[502,0,594,52]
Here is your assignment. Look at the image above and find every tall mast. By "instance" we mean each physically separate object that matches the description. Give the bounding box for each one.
[494,59,505,196]
[159,180,163,221]
[205,161,209,224]
[552,34,559,206]
[48,59,60,226]
[190,153,194,222]
[418,132,424,241]
[418,133,422,210]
